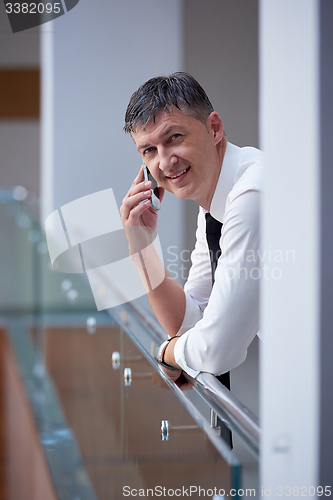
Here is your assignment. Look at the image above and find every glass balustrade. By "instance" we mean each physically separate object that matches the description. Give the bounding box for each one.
[0,194,260,500]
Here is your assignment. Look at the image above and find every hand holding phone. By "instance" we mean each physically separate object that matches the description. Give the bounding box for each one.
[143,164,161,211]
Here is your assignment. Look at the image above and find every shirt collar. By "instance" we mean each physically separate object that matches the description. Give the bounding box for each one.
[209,142,239,223]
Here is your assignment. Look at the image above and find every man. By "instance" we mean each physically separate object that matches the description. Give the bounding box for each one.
[120,72,262,384]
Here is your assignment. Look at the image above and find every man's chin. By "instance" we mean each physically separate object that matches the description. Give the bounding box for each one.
[174,190,194,202]
[167,184,193,201]
[162,185,185,198]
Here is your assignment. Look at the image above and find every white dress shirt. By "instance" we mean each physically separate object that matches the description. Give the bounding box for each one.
[173,142,263,378]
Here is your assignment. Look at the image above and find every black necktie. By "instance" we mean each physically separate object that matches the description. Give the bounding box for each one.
[205,213,232,446]
[205,212,222,285]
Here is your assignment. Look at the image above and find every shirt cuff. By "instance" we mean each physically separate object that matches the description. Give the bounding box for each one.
[177,290,204,336]
[173,331,201,379]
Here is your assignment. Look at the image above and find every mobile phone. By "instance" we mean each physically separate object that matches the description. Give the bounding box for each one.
[143,164,161,211]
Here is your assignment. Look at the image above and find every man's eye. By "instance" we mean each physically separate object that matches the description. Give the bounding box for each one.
[144,147,154,155]
[171,134,181,140]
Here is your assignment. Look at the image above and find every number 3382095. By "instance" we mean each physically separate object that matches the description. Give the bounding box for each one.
[5,3,61,14]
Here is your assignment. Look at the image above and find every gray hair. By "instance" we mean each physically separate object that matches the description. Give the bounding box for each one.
[124,72,214,134]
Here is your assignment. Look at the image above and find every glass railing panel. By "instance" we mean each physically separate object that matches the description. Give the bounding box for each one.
[0,197,260,499]
[0,199,96,315]
[0,202,35,313]
[16,314,241,499]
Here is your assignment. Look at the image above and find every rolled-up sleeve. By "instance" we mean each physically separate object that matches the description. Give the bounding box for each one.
[174,187,261,378]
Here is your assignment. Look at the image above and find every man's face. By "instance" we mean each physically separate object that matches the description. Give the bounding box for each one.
[132,107,223,207]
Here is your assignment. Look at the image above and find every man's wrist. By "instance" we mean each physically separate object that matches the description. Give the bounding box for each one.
[163,337,179,368]
[156,337,180,370]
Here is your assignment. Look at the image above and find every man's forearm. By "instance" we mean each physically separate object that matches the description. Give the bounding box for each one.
[147,269,186,337]
[120,167,186,338]
[132,244,186,336]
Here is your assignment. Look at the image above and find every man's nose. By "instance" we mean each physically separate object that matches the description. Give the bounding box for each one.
[159,150,178,173]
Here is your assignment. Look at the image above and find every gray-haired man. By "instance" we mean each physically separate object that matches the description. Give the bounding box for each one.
[120,73,262,388]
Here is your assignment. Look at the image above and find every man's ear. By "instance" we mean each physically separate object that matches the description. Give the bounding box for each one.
[207,112,224,144]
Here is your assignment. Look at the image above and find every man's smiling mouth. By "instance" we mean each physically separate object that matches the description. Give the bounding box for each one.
[167,166,191,179]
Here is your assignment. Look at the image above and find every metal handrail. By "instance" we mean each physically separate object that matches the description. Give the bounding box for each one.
[115,298,261,458]
[194,372,260,455]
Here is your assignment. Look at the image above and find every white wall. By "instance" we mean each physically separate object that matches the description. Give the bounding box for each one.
[260,0,320,490]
